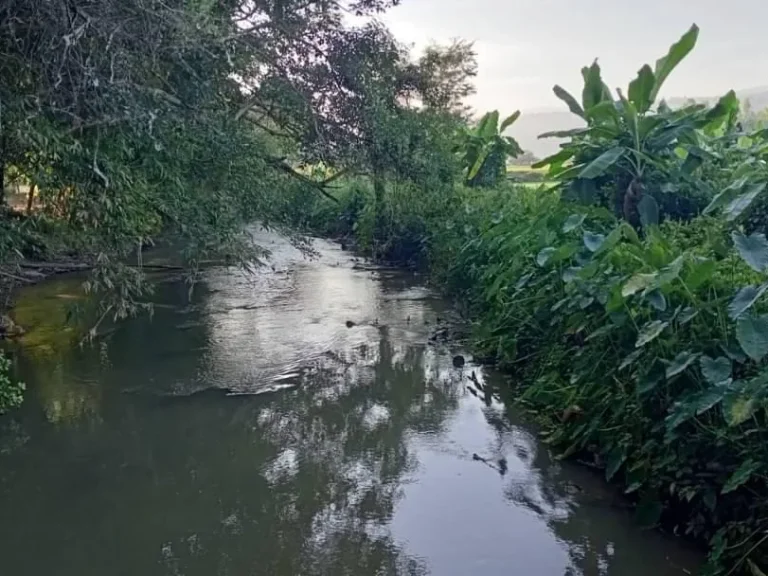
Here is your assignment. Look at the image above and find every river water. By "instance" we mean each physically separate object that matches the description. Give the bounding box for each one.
[0,230,700,576]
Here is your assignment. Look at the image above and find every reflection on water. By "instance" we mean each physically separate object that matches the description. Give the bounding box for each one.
[0,230,700,575]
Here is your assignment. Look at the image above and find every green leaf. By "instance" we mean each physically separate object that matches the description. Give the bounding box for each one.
[499,110,521,133]
[583,231,606,252]
[722,459,760,494]
[619,349,643,371]
[628,64,656,113]
[636,320,669,348]
[562,213,586,233]
[736,315,768,361]
[605,446,627,481]
[649,24,700,104]
[536,247,556,267]
[532,148,575,170]
[538,128,590,139]
[622,273,657,297]
[728,283,768,320]
[700,356,732,386]
[553,85,585,119]
[724,394,757,427]
[724,183,767,221]
[477,110,500,139]
[665,351,699,379]
[581,60,611,111]
[733,231,768,273]
[638,195,660,228]
[703,177,749,216]
[578,147,625,179]
[645,290,667,311]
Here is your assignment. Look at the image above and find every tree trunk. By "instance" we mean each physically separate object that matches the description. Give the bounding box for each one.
[26,182,36,215]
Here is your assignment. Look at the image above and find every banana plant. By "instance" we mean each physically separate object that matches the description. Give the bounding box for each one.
[457,110,523,187]
[534,24,741,228]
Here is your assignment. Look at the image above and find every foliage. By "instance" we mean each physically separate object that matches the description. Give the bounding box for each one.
[535,25,742,228]
[457,111,523,187]
[0,352,23,414]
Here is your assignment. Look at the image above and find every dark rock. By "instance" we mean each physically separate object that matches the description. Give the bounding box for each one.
[345,320,356,328]
[452,355,465,368]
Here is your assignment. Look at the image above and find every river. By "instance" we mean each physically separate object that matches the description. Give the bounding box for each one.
[0,230,700,576]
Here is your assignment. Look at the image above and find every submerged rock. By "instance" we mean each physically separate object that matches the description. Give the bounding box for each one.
[452,355,465,368]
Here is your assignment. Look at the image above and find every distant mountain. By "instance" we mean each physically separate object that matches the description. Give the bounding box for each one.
[507,87,768,161]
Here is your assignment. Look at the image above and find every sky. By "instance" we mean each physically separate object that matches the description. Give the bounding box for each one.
[380,0,768,112]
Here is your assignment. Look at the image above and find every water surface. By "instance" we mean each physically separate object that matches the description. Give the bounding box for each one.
[0,231,700,575]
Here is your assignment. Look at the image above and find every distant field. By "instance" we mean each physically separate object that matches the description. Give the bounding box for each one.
[507,164,546,174]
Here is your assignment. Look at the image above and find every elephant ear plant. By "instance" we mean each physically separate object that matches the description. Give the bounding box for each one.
[534,24,740,230]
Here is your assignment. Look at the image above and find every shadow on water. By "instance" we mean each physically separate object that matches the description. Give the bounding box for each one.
[0,229,700,576]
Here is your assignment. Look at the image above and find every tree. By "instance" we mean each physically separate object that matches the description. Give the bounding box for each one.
[413,40,478,119]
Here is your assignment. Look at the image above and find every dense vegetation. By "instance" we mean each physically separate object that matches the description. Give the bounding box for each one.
[3,2,768,573]
[290,25,768,576]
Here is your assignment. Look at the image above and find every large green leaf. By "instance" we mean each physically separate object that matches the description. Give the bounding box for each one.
[536,246,556,267]
[499,110,521,133]
[733,231,768,273]
[578,147,625,179]
[605,445,627,481]
[638,195,660,228]
[477,111,500,140]
[667,388,725,430]
[703,177,749,215]
[562,213,586,233]
[665,351,699,379]
[724,393,757,427]
[531,148,575,170]
[538,128,591,139]
[649,24,700,104]
[728,283,768,320]
[721,459,760,494]
[700,356,732,386]
[628,64,656,113]
[636,320,669,348]
[736,314,768,362]
[622,273,657,297]
[723,183,767,221]
[583,231,606,252]
[553,85,585,119]
[581,60,611,111]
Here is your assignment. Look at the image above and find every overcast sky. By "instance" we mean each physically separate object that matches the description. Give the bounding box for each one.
[381,0,768,112]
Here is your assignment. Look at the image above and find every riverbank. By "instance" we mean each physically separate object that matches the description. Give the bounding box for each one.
[292,176,768,574]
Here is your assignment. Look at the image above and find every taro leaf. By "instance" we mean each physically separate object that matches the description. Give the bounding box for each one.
[563,213,586,233]
[586,324,614,341]
[700,356,732,386]
[645,290,667,312]
[729,283,768,320]
[622,273,657,297]
[677,307,699,325]
[628,64,656,114]
[736,315,768,361]
[579,147,625,179]
[732,231,768,273]
[721,459,760,494]
[605,445,627,481]
[666,388,725,430]
[514,272,534,291]
[665,351,699,379]
[619,349,643,371]
[579,296,595,309]
[721,343,748,364]
[583,231,606,252]
[636,320,669,348]
[562,267,581,283]
[724,183,767,221]
[536,247,557,267]
[553,85,586,119]
[638,194,660,228]
[634,496,663,528]
[724,393,757,427]
[636,363,665,395]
